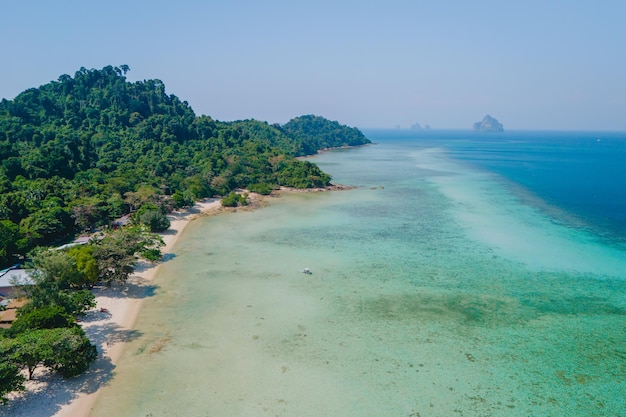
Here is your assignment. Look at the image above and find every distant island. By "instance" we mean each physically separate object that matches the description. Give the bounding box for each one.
[473,115,504,132]
[410,122,431,131]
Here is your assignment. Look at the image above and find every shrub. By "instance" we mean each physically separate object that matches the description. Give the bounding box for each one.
[139,210,170,232]
[221,192,247,207]
[10,306,75,335]
[247,183,272,195]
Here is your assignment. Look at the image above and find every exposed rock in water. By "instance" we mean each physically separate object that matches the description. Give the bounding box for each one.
[473,115,504,132]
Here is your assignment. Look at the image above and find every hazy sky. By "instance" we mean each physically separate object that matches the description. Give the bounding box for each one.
[1,0,625,130]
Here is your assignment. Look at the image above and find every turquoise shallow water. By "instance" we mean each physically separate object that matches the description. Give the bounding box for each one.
[91,134,625,417]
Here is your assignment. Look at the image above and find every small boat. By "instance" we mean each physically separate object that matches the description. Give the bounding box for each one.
[301,268,312,275]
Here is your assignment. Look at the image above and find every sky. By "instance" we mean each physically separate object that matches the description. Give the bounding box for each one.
[1,0,625,131]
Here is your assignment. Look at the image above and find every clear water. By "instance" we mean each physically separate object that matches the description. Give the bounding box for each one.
[91,131,626,417]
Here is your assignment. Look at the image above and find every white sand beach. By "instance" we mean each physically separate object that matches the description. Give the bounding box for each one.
[0,198,221,417]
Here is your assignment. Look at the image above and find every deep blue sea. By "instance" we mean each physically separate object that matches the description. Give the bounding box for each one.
[366,129,626,241]
[83,129,625,417]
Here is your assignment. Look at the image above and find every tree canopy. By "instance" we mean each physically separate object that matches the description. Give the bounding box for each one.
[0,65,370,267]
[0,223,163,402]
[0,65,374,404]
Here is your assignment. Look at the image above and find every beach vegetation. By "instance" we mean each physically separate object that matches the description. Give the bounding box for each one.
[0,65,370,404]
[9,305,75,335]
[282,114,370,156]
[67,245,99,287]
[91,226,165,283]
[0,65,370,268]
[0,360,24,404]
[16,248,97,316]
[1,326,96,380]
[277,160,331,188]
[0,219,20,266]
[171,190,195,209]
[45,326,98,378]
[221,192,248,207]
[247,183,272,195]
[134,204,171,232]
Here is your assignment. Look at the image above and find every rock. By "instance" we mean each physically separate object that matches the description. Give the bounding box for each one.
[411,122,431,131]
[473,115,504,132]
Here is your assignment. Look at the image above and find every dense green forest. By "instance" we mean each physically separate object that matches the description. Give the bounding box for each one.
[0,65,370,267]
[0,225,164,404]
[0,65,369,402]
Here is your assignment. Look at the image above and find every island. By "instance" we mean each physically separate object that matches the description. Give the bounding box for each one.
[0,65,371,405]
[473,115,504,132]
[410,122,431,131]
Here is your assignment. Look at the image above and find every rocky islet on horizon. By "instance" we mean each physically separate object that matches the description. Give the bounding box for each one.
[473,115,504,132]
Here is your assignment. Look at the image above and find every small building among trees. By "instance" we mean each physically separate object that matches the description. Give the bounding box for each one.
[0,267,33,298]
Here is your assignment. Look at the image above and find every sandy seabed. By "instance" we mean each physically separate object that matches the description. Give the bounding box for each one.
[0,198,222,417]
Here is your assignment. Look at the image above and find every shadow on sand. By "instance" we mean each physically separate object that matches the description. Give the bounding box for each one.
[0,321,143,417]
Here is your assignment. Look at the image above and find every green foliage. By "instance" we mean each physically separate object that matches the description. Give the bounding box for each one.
[10,329,54,380]
[134,203,171,232]
[9,306,74,335]
[65,290,97,316]
[0,65,374,405]
[247,183,272,195]
[221,192,248,207]
[26,248,83,290]
[0,304,96,403]
[171,190,195,209]
[0,360,25,404]
[19,248,96,315]
[282,114,371,156]
[277,160,331,188]
[139,210,171,232]
[91,226,164,284]
[46,326,97,378]
[0,220,20,266]
[0,66,369,267]
[4,327,96,380]
[67,245,99,288]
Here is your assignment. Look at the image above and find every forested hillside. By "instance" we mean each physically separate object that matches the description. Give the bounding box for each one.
[283,114,371,156]
[0,65,370,266]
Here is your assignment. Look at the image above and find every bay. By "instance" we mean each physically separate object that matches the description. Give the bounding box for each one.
[91,130,626,417]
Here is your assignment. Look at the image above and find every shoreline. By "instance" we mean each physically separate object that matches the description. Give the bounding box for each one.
[57,198,222,417]
[0,198,221,417]
[1,186,348,417]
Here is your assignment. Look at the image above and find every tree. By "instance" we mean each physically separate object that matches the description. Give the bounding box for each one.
[70,198,107,232]
[0,336,26,404]
[92,226,164,284]
[221,192,248,207]
[19,248,96,315]
[91,239,135,285]
[25,248,81,291]
[0,360,25,405]
[18,207,73,251]
[9,305,74,335]
[276,160,331,188]
[247,183,272,195]
[46,327,97,378]
[67,245,99,288]
[138,209,170,232]
[124,185,158,213]
[12,329,54,379]
[0,65,369,264]
[171,190,195,209]
[0,220,20,267]
[9,327,96,380]
[134,203,170,232]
